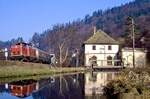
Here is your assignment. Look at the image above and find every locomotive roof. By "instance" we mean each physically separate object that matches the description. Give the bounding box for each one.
[16,42,27,45]
[15,42,32,46]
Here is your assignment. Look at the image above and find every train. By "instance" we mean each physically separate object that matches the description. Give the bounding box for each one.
[10,42,55,64]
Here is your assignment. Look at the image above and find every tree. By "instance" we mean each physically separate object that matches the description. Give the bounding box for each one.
[124,17,141,47]
[30,32,41,48]
[49,24,76,67]
[16,37,24,43]
[58,40,69,67]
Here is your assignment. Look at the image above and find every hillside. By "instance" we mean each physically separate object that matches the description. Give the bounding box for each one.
[1,0,150,62]
[31,0,150,52]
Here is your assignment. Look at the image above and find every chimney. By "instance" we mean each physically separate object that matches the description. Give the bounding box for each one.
[94,26,96,34]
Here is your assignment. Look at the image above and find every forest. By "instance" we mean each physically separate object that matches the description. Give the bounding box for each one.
[0,0,150,65]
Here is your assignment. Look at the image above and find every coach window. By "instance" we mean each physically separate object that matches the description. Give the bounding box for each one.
[108,45,112,50]
[92,45,96,50]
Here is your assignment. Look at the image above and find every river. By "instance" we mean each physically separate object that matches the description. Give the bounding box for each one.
[0,71,121,99]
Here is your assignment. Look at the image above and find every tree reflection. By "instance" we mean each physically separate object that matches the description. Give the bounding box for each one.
[32,74,84,99]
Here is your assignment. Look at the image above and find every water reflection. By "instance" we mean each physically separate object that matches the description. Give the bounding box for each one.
[85,71,119,98]
[9,79,37,98]
[0,74,84,99]
[32,74,84,99]
[0,71,119,99]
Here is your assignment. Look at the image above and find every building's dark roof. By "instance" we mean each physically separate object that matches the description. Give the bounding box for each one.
[84,30,119,44]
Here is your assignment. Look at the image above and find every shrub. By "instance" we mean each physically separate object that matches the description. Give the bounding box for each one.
[103,69,150,96]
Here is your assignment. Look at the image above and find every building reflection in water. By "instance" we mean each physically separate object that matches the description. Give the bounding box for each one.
[84,71,119,97]
[0,72,120,99]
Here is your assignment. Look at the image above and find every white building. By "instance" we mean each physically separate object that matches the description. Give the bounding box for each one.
[122,48,147,68]
[84,30,119,67]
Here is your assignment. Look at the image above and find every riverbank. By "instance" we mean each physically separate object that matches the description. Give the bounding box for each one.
[103,67,150,98]
[0,60,86,78]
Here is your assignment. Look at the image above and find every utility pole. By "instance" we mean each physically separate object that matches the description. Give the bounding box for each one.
[94,26,96,34]
[131,18,135,68]
[4,48,8,61]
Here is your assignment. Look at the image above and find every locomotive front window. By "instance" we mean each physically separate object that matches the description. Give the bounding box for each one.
[17,87,20,90]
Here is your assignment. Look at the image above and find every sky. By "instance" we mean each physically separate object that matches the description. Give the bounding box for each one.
[0,0,134,42]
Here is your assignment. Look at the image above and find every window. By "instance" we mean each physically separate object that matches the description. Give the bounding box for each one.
[108,45,112,50]
[92,45,96,50]
[89,56,97,66]
[107,56,112,65]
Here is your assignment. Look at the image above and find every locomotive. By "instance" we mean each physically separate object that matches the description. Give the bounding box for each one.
[10,42,53,63]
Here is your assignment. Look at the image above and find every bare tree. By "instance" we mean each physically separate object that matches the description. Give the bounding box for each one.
[59,75,69,97]
[53,24,75,67]
[58,41,69,67]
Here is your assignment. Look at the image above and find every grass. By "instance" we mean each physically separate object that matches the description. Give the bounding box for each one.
[0,60,86,78]
[0,72,83,83]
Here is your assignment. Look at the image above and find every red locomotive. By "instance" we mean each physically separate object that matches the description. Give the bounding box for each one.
[10,42,52,63]
[9,80,37,98]
[10,82,37,98]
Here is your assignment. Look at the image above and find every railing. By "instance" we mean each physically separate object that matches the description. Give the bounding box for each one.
[89,59,123,67]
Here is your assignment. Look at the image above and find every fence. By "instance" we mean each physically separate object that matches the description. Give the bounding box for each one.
[89,59,123,67]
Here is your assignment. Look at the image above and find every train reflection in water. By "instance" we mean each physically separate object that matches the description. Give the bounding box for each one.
[9,80,37,98]
[0,73,84,99]
[0,72,120,99]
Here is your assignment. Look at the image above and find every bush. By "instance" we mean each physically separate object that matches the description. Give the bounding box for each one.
[103,69,150,97]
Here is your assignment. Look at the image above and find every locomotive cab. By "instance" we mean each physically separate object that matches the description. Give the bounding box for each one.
[10,42,36,61]
[10,43,27,57]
